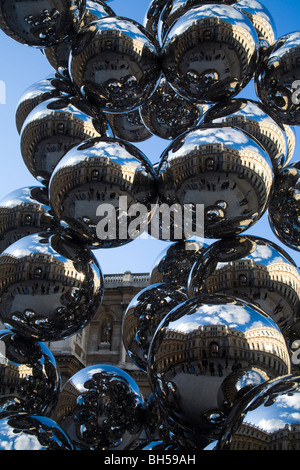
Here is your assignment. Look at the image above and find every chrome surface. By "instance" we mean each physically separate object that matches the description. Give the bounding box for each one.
[217,374,300,450]
[48,137,157,248]
[122,282,187,371]
[0,329,60,417]
[69,16,161,113]
[0,186,55,254]
[20,96,111,186]
[157,125,274,238]
[0,0,86,48]
[255,32,300,125]
[140,75,205,140]
[0,413,74,450]
[147,293,291,448]
[161,3,259,103]
[268,161,300,251]
[188,235,300,336]
[0,232,104,342]
[54,365,144,450]
[201,98,288,171]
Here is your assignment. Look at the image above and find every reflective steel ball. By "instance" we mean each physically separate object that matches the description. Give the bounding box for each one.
[0,330,60,417]
[157,125,274,238]
[158,0,239,46]
[217,374,300,450]
[143,0,169,41]
[147,294,291,449]
[69,16,161,113]
[43,0,116,73]
[0,232,104,342]
[49,137,157,248]
[201,98,288,171]
[0,413,74,450]
[234,0,277,52]
[140,76,205,140]
[188,235,300,336]
[122,282,187,371]
[15,76,72,135]
[150,240,208,288]
[106,109,152,143]
[0,186,55,254]
[161,3,259,104]
[0,0,86,48]
[54,365,144,450]
[20,97,111,186]
[268,161,300,252]
[255,32,300,126]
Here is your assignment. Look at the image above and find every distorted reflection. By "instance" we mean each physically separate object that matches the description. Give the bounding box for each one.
[188,235,300,335]
[255,32,300,125]
[49,137,157,248]
[268,161,300,252]
[150,240,208,287]
[201,98,288,170]
[148,294,291,448]
[161,3,259,103]
[69,16,161,113]
[0,232,104,342]
[43,0,116,73]
[0,329,60,417]
[0,413,74,450]
[20,97,111,186]
[122,282,188,371]
[217,374,300,450]
[157,125,273,238]
[54,365,144,450]
[140,76,205,140]
[0,186,55,254]
[0,0,86,47]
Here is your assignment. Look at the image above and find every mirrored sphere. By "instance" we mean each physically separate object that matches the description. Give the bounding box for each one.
[0,330,60,417]
[143,0,169,41]
[158,0,239,46]
[122,282,187,371]
[54,365,144,450]
[0,232,104,342]
[15,76,73,134]
[255,32,300,126]
[161,4,259,104]
[43,0,116,74]
[284,124,296,165]
[234,0,277,52]
[268,161,300,252]
[0,0,86,48]
[148,294,291,448]
[0,413,74,450]
[20,97,111,186]
[140,76,205,140]
[217,374,300,450]
[201,98,288,171]
[157,125,274,238]
[188,235,300,336]
[106,109,152,142]
[49,137,157,248]
[69,16,161,113]
[150,240,208,288]
[0,186,56,254]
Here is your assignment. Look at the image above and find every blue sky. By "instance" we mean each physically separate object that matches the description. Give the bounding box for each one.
[0,0,299,275]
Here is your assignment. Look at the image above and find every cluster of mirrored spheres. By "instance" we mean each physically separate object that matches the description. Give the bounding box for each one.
[0,0,300,451]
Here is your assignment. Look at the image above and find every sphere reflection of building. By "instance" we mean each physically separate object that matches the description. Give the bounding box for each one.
[161,4,259,103]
